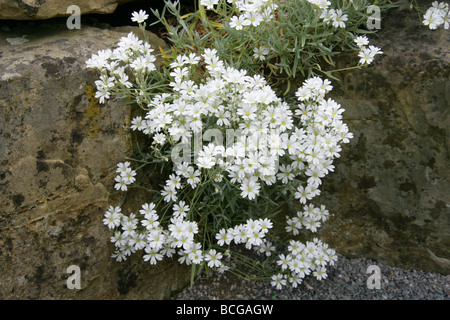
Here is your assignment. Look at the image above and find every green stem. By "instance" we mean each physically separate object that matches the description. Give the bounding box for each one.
[326,64,363,73]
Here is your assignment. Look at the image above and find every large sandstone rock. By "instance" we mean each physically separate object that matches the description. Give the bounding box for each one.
[0,22,190,299]
[308,1,450,274]
[0,0,136,20]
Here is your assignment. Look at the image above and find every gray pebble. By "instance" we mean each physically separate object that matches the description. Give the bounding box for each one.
[173,253,449,300]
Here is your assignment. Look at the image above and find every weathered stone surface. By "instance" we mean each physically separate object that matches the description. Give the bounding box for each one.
[0,22,190,299]
[1,0,448,302]
[305,1,450,274]
[0,0,135,20]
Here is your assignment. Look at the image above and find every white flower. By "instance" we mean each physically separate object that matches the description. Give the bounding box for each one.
[111,250,127,262]
[276,164,295,184]
[161,185,177,202]
[423,8,444,29]
[304,216,321,233]
[354,35,369,48]
[141,211,160,231]
[111,231,127,247]
[240,176,260,200]
[356,42,383,66]
[186,52,201,65]
[129,233,147,250]
[313,266,328,280]
[358,47,375,65]
[143,246,163,265]
[369,45,383,57]
[116,161,131,174]
[202,48,218,62]
[86,49,112,69]
[277,253,292,270]
[247,230,265,247]
[217,264,230,273]
[103,206,122,229]
[443,13,450,29]
[187,248,204,265]
[204,249,223,268]
[229,15,250,30]
[200,0,219,9]
[257,241,276,256]
[153,133,167,145]
[286,216,300,235]
[95,87,110,104]
[131,116,145,131]
[307,0,331,9]
[131,10,149,24]
[173,201,190,218]
[294,185,314,204]
[121,167,136,184]
[288,240,305,256]
[320,8,333,23]
[186,168,201,187]
[216,228,233,246]
[121,220,137,238]
[114,175,128,191]
[331,9,348,28]
[197,154,216,169]
[271,274,287,290]
[139,202,156,217]
[259,218,273,233]
[245,11,264,27]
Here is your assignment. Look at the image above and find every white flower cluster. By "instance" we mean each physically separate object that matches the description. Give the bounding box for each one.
[292,75,353,188]
[320,8,348,28]
[104,198,334,288]
[129,49,351,207]
[114,162,136,191]
[215,218,273,250]
[423,1,449,30]
[201,0,278,29]
[105,200,271,273]
[86,31,156,104]
[307,0,348,28]
[354,35,383,65]
[104,201,227,269]
[286,204,329,235]
[90,6,358,288]
[272,238,337,289]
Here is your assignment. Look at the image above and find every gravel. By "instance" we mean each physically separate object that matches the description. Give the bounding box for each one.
[173,253,449,300]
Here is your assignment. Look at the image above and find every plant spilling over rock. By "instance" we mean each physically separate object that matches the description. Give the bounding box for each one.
[86,0,388,290]
[153,0,392,86]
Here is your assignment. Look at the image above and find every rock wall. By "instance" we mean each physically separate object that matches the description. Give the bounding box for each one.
[0,22,190,299]
[314,1,450,275]
[0,0,135,20]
